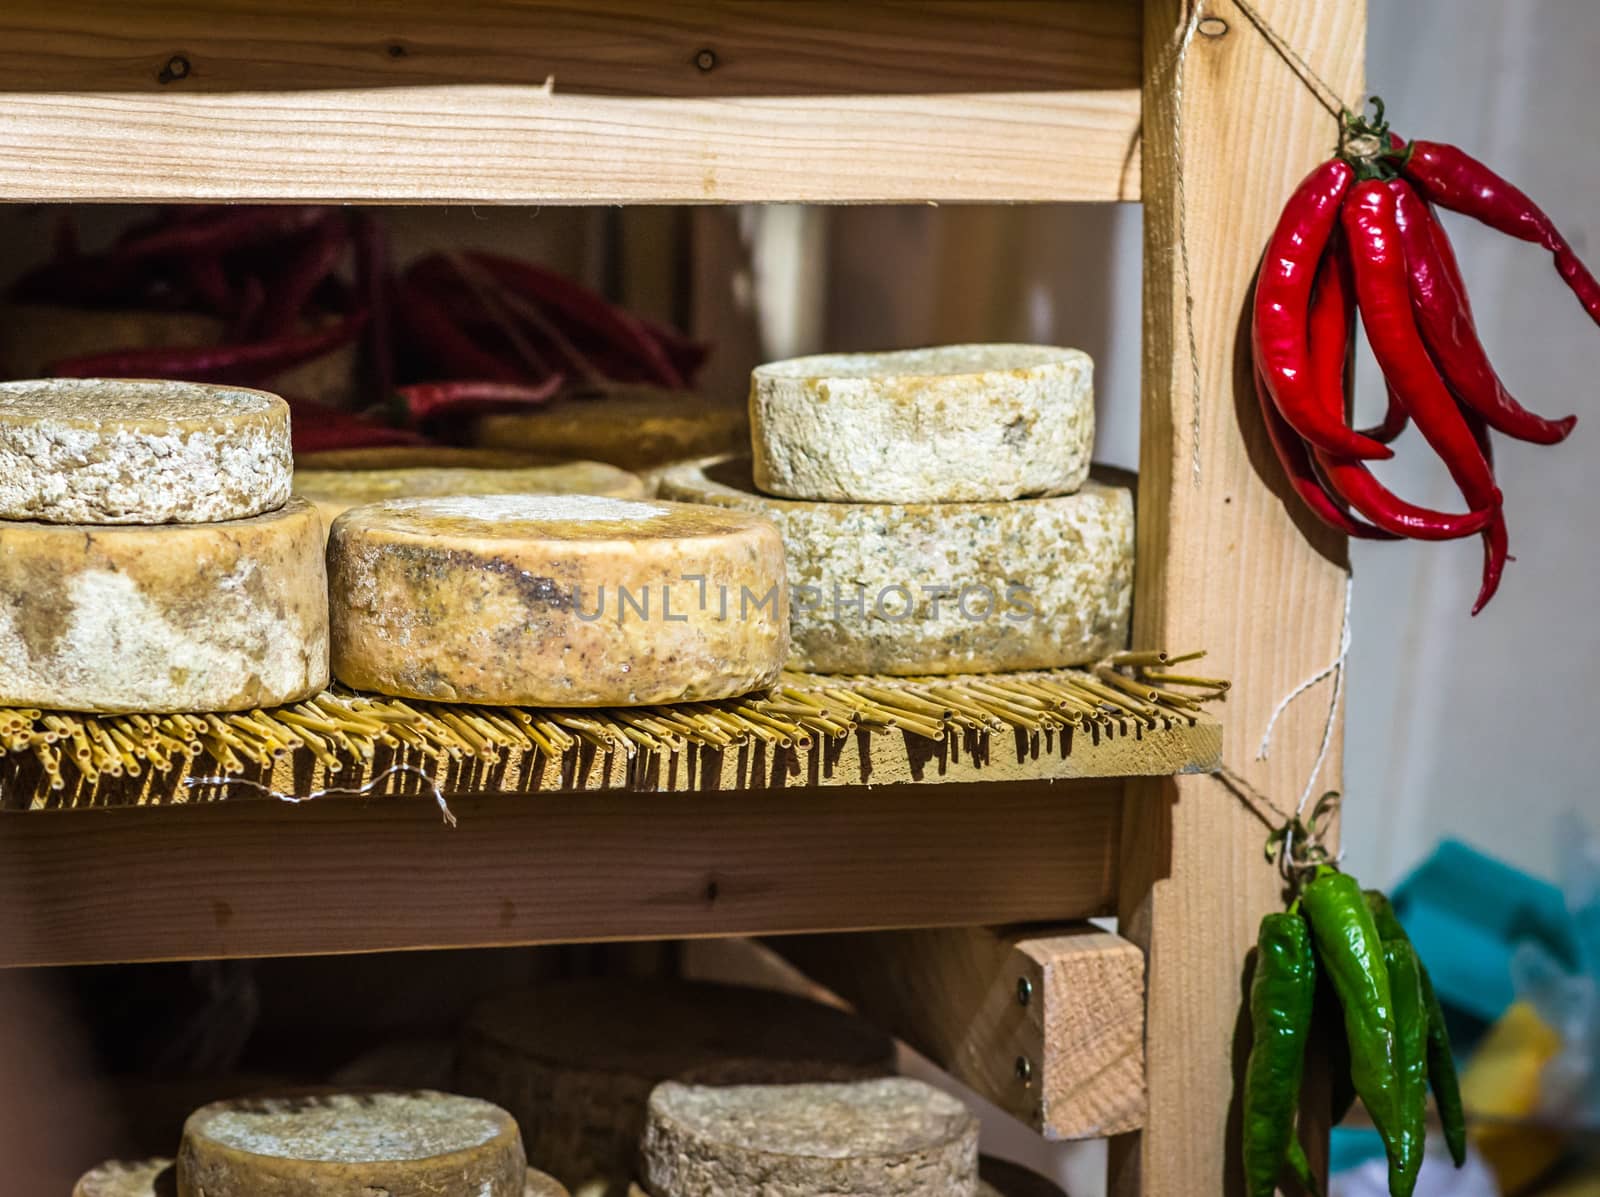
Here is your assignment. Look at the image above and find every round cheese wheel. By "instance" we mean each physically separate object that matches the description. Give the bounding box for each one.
[296,446,562,471]
[750,344,1094,503]
[524,1169,571,1197]
[0,378,291,524]
[72,1158,174,1197]
[979,1156,1068,1196]
[0,497,328,712]
[296,460,646,531]
[176,1090,527,1197]
[328,493,787,706]
[457,978,895,1191]
[473,389,748,472]
[640,1078,980,1197]
[657,457,1133,675]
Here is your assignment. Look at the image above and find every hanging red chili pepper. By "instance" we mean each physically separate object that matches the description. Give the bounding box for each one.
[1251,97,1592,614]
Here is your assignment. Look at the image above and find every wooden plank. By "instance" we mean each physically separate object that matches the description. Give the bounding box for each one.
[5,708,1221,811]
[1113,2,1363,1194]
[0,86,1139,204]
[0,1,1140,98]
[775,925,1145,1140]
[0,779,1121,968]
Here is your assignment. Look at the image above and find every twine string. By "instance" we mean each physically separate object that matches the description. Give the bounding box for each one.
[185,763,457,827]
[1169,3,1207,484]
[1230,0,1355,122]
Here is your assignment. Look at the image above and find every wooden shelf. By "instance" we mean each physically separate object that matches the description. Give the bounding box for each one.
[0,0,1140,203]
[0,779,1124,968]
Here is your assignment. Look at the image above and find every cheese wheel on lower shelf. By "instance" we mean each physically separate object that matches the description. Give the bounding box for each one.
[457,979,895,1191]
[657,457,1133,675]
[0,498,328,713]
[328,494,788,706]
[473,389,748,472]
[72,1158,174,1197]
[176,1091,527,1197]
[295,460,646,531]
[640,1078,980,1197]
[750,344,1094,503]
[0,378,290,524]
[524,1169,571,1197]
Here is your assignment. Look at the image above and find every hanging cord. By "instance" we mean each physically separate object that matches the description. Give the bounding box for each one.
[1167,3,1207,484]
[186,763,457,827]
[1230,0,1356,121]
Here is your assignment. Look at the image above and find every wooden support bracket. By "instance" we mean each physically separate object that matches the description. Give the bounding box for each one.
[773,924,1145,1140]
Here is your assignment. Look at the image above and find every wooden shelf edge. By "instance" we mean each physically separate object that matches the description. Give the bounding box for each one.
[0,780,1123,968]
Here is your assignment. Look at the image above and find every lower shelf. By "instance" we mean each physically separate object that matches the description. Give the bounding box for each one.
[0,780,1124,968]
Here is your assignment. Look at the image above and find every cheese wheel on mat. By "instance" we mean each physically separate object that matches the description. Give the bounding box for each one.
[0,378,290,524]
[657,457,1132,675]
[176,1090,527,1197]
[295,460,646,531]
[473,389,747,472]
[0,498,328,713]
[328,494,787,706]
[457,978,895,1191]
[640,1078,980,1197]
[750,344,1093,503]
[72,1158,174,1197]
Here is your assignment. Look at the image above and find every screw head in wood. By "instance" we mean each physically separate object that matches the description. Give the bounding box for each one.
[1015,1055,1033,1086]
[1016,976,1033,1007]
[1198,16,1229,37]
[695,48,718,72]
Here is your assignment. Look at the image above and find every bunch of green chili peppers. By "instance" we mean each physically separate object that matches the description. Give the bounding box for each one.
[1244,866,1467,1196]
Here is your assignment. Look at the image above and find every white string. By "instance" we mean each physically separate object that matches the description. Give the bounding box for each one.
[1257,572,1353,815]
[185,763,457,827]
[1170,2,1207,485]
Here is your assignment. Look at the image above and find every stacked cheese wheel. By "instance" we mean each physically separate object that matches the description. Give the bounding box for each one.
[658,344,1133,675]
[0,379,329,713]
[74,1090,569,1197]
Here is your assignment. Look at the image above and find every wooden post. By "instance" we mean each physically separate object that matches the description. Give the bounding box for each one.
[1116,2,1364,1194]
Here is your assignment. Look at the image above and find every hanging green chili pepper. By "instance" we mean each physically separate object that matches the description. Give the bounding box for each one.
[1382,938,1429,1197]
[1302,870,1402,1169]
[1243,912,1318,1197]
[1365,891,1469,1168]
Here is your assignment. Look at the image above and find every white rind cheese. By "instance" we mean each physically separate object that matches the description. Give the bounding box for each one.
[750,344,1094,503]
[327,493,788,707]
[0,378,291,524]
[72,1158,174,1197]
[177,1090,527,1197]
[640,1078,980,1197]
[0,498,329,713]
[294,460,646,533]
[657,457,1132,675]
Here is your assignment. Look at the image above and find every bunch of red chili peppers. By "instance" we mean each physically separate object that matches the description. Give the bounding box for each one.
[1254,99,1599,613]
[8,207,706,445]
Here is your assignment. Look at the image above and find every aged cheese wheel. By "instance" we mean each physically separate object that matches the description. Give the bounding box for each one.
[657,457,1133,675]
[0,378,290,524]
[750,344,1094,503]
[176,1090,527,1197]
[72,1158,174,1197]
[979,1156,1068,1196]
[640,1078,980,1197]
[0,301,360,409]
[296,460,646,531]
[329,493,786,706]
[457,978,895,1191]
[296,446,562,471]
[524,1169,571,1197]
[0,497,328,713]
[474,389,748,472]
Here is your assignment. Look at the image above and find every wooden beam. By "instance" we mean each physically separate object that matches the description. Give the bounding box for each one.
[775,925,1145,1140]
[0,2,1141,98]
[1115,1,1362,1194]
[0,780,1121,968]
[0,1,1142,203]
